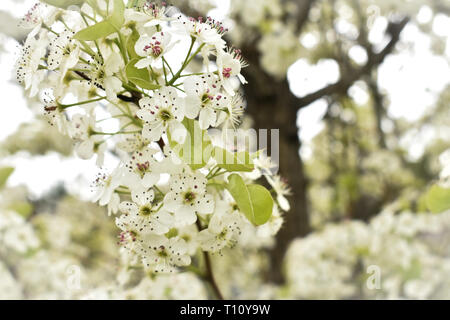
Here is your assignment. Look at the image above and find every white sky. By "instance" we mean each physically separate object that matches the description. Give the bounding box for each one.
[0,0,449,197]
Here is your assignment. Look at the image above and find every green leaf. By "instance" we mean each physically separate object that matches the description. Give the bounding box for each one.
[226,173,273,226]
[74,20,116,41]
[168,119,212,170]
[426,184,450,213]
[213,147,254,172]
[126,28,141,59]
[42,0,85,9]
[125,58,161,90]
[8,202,33,218]
[0,167,14,189]
[110,0,125,28]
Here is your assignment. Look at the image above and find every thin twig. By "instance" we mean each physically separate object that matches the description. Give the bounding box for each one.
[195,219,225,300]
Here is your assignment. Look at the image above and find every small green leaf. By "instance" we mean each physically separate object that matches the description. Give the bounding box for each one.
[168,119,212,170]
[213,147,254,172]
[125,58,160,90]
[226,173,273,226]
[42,0,85,9]
[126,28,141,59]
[165,228,178,238]
[426,184,450,213]
[110,0,125,28]
[0,167,14,189]
[74,20,116,41]
[8,202,33,218]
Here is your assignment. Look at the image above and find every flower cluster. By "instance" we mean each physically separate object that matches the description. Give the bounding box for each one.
[285,208,450,299]
[16,0,286,276]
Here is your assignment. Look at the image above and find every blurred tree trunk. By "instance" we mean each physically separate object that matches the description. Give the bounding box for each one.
[242,47,311,283]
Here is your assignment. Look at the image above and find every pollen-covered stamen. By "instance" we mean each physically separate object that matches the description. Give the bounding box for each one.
[139,205,153,216]
[225,94,244,128]
[206,16,228,35]
[201,91,214,107]
[222,67,232,78]
[158,109,173,122]
[226,47,249,68]
[44,106,58,112]
[144,39,163,57]
[136,161,150,173]
[157,245,168,258]
[15,42,34,84]
[42,91,67,127]
[91,171,111,193]
[19,3,42,27]
[183,191,196,203]
[118,230,137,244]
[142,1,167,17]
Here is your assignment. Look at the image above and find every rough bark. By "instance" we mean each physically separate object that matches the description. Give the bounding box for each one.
[242,44,311,283]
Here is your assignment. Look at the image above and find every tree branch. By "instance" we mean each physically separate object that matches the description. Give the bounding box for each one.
[195,219,224,300]
[367,73,387,148]
[289,0,316,33]
[295,17,409,109]
[74,70,140,105]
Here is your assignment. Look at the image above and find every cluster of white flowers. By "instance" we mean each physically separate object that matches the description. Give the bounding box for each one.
[229,0,301,78]
[0,175,208,300]
[1,117,73,157]
[0,181,39,256]
[15,0,287,278]
[285,208,450,299]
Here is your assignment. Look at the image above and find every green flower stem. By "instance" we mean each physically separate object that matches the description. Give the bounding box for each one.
[42,24,58,35]
[195,218,225,300]
[178,72,205,78]
[121,83,149,97]
[167,37,205,86]
[162,57,175,77]
[153,185,165,197]
[59,96,107,109]
[91,130,141,136]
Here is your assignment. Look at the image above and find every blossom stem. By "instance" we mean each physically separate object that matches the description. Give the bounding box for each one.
[167,37,204,86]
[203,249,224,300]
[153,185,165,196]
[91,130,141,136]
[178,72,205,78]
[162,57,174,77]
[195,219,225,300]
[42,24,58,35]
[122,83,149,97]
[59,96,107,109]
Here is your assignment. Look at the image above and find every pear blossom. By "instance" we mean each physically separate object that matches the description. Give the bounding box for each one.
[122,147,161,188]
[13,0,288,289]
[116,134,151,153]
[173,16,226,49]
[141,235,191,273]
[48,30,80,74]
[217,49,248,95]
[141,1,173,27]
[15,35,47,97]
[184,73,228,129]
[197,205,243,252]
[86,53,124,102]
[68,113,106,164]
[134,31,174,68]
[92,166,125,207]
[42,90,68,133]
[136,87,186,143]
[266,175,291,211]
[163,172,214,227]
[19,2,59,36]
[117,189,173,235]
